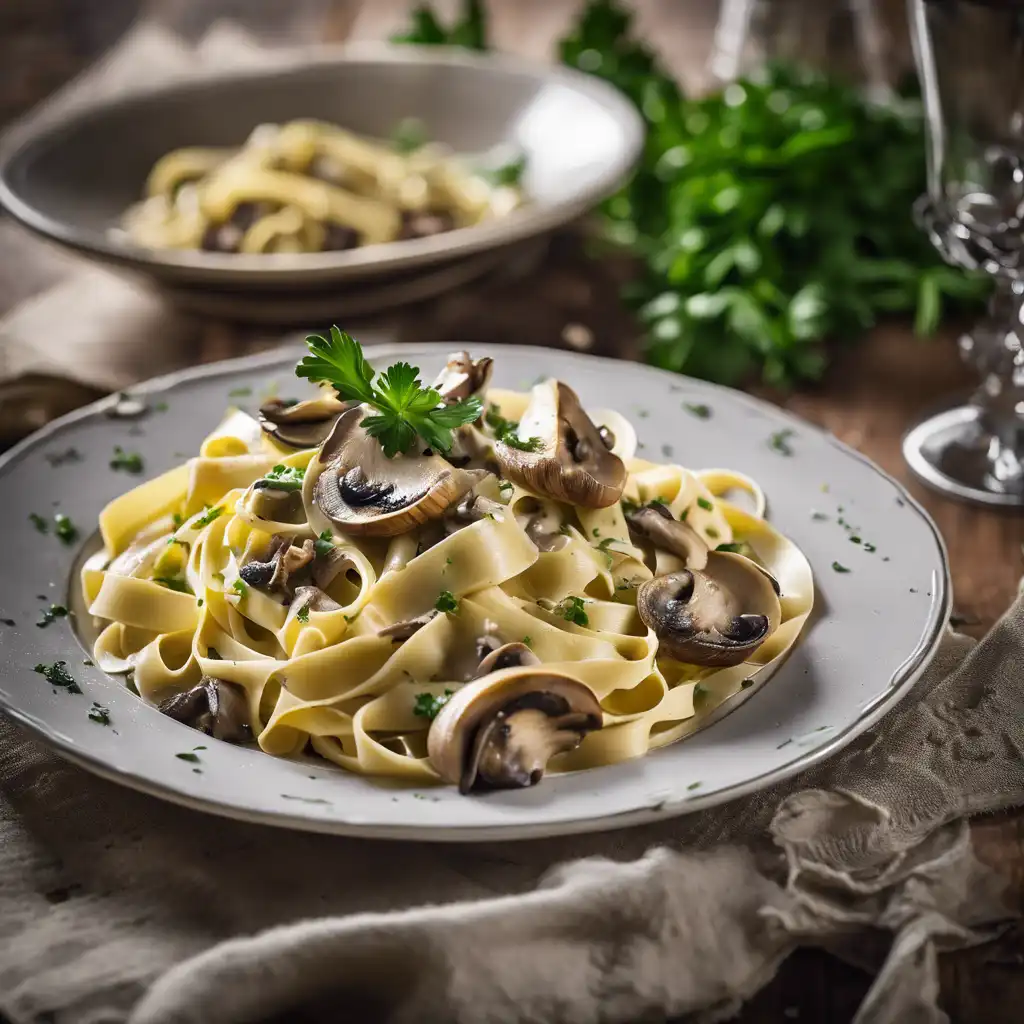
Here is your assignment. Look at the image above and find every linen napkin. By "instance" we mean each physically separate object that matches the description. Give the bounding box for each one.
[2,593,1022,1024]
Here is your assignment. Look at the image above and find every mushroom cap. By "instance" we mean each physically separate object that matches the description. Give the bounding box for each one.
[427,667,602,792]
[259,393,348,450]
[310,407,470,537]
[627,504,709,570]
[493,380,626,509]
[637,552,782,668]
[475,641,540,676]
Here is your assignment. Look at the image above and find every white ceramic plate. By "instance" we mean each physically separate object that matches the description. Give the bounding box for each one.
[0,344,950,841]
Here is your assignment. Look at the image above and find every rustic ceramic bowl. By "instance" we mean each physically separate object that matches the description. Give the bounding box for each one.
[0,45,643,293]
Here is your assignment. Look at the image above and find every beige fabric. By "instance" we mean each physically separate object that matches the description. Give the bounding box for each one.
[1,597,1020,1024]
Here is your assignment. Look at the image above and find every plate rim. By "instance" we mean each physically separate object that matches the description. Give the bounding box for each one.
[0,43,645,286]
[0,343,952,841]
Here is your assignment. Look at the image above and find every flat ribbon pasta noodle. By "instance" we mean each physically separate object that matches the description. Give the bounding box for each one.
[84,363,814,793]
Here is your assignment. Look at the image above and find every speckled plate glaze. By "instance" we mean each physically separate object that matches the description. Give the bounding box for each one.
[0,344,950,841]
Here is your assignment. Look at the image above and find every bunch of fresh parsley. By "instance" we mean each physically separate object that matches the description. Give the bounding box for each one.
[296,327,482,457]
[395,0,989,387]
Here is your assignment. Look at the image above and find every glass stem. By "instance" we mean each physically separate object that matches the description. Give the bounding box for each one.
[969,278,1024,493]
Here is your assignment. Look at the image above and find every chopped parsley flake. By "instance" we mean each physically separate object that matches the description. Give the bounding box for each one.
[811,511,829,521]
[34,661,81,693]
[768,429,795,455]
[864,543,877,553]
[255,463,305,492]
[154,401,169,412]
[741,678,755,689]
[498,480,514,498]
[29,513,48,533]
[1,617,14,627]
[559,596,589,627]
[231,578,248,598]
[850,535,862,544]
[54,514,78,545]
[88,703,111,725]
[715,543,743,553]
[175,752,201,763]
[195,505,224,528]
[297,603,310,624]
[832,561,851,573]
[314,529,334,558]
[485,405,544,452]
[36,603,69,628]
[686,781,702,791]
[696,496,714,511]
[684,403,711,419]
[413,689,454,720]
[435,590,459,614]
[705,527,720,539]
[172,513,184,528]
[522,635,533,648]
[110,446,144,474]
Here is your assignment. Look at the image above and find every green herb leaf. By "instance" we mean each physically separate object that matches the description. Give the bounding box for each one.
[231,578,248,598]
[478,154,527,187]
[255,463,305,492]
[413,689,455,720]
[559,595,590,627]
[768,429,795,456]
[110,446,144,474]
[297,329,481,457]
[832,561,852,573]
[391,116,428,154]
[485,404,545,453]
[435,590,459,614]
[175,752,201,763]
[314,529,334,558]
[194,505,224,528]
[297,603,310,624]
[34,661,81,693]
[29,512,49,534]
[36,603,69,628]
[696,496,714,512]
[88,703,111,725]
[54,513,78,545]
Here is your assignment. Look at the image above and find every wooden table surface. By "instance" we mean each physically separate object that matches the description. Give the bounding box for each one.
[1,1,1023,1021]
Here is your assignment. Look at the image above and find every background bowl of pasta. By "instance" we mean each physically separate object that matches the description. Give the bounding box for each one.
[0,45,643,310]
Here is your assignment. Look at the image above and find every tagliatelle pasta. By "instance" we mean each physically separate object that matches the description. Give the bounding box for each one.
[82,343,813,795]
[117,119,524,255]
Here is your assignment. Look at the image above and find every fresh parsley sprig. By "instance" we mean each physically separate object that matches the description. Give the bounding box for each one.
[296,328,482,458]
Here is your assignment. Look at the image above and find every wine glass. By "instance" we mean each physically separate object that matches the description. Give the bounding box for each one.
[904,0,1024,506]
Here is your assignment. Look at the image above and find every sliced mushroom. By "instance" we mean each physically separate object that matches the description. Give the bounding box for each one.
[378,610,439,641]
[427,668,602,793]
[240,537,314,594]
[626,503,709,570]
[514,497,569,552]
[432,352,494,404]
[637,552,782,668]
[312,408,474,537]
[158,677,252,743]
[293,584,343,615]
[310,544,361,591]
[445,492,505,529]
[492,380,626,508]
[259,393,348,450]
[475,641,540,676]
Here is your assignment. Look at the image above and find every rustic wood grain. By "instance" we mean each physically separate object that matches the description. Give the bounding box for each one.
[1,0,1022,1021]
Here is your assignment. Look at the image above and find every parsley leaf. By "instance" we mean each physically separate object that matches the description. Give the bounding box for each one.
[54,514,78,545]
[231,578,248,598]
[34,661,81,693]
[29,513,48,534]
[194,506,224,528]
[110,447,144,474]
[314,529,334,558]
[484,404,544,452]
[413,689,455,720]
[296,329,481,457]
[559,596,589,627]
[696,496,714,512]
[255,464,305,492]
[296,603,310,624]
[435,590,459,614]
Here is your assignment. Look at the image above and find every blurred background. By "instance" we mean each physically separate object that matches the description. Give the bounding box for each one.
[0,0,1018,512]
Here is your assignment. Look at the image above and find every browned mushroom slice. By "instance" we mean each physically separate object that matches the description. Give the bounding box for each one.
[492,380,626,508]
[240,537,315,594]
[626,503,709,570]
[311,408,474,537]
[259,393,349,450]
[431,352,494,404]
[158,677,252,743]
[427,668,602,794]
[475,641,540,676]
[637,552,782,668]
[378,611,439,641]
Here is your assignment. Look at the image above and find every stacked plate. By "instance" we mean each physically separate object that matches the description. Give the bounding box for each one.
[0,46,644,324]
